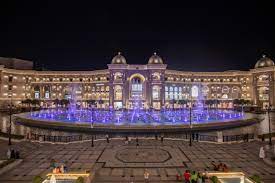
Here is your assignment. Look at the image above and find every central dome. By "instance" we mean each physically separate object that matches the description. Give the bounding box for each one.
[148,52,164,64]
[111,52,127,64]
[255,55,274,68]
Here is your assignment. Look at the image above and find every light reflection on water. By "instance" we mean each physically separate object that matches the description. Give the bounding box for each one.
[28,109,245,126]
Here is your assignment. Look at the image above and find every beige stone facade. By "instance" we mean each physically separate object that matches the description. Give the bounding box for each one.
[0,53,274,109]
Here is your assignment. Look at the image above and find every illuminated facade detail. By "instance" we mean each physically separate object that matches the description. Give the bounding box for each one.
[0,54,274,109]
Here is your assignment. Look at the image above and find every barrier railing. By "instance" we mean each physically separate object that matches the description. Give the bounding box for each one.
[222,133,254,142]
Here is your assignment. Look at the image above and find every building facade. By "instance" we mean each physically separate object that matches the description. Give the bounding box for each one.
[0,53,274,109]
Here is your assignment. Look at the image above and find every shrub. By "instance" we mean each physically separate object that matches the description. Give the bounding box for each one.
[250,174,261,183]
[210,176,219,183]
[75,176,84,183]
[32,175,43,183]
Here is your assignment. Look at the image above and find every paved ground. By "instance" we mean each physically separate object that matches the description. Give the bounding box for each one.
[0,139,275,183]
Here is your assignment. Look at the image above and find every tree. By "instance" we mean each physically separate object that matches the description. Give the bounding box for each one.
[54,99,61,107]
[31,99,40,107]
[61,99,70,107]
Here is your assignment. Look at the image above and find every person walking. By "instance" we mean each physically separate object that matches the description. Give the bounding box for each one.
[106,134,109,143]
[7,148,11,159]
[259,146,265,159]
[184,170,191,183]
[144,169,149,183]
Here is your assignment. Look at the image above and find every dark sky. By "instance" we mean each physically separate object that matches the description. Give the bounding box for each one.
[0,1,274,71]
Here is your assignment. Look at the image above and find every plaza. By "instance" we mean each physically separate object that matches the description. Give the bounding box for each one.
[0,138,274,182]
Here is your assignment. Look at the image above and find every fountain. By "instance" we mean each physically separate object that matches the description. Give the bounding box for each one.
[14,88,261,133]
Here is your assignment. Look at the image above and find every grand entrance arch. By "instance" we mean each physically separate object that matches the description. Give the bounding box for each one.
[128,73,147,109]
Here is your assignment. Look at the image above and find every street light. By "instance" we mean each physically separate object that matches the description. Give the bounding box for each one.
[8,93,12,146]
[265,105,272,146]
[189,104,192,146]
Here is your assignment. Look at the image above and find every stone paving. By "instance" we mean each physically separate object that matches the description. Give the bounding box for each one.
[0,139,274,183]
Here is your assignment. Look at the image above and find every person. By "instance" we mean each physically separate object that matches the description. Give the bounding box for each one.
[106,134,109,143]
[10,149,15,159]
[221,163,229,172]
[184,170,191,183]
[161,134,164,143]
[211,161,219,171]
[136,137,139,146]
[7,148,11,159]
[60,164,64,173]
[144,169,149,183]
[50,159,56,169]
[190,171,198,183]
[15,150,20,159]
[63,161,68,173]
[197,172,203,183]
[259,146,265,159]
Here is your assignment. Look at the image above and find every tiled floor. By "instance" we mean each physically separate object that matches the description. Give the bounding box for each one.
[0,139,274,183]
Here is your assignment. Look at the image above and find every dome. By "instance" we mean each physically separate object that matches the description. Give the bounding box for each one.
[148,52,164,64]
[111,52,127,64]
[255,55,274,68]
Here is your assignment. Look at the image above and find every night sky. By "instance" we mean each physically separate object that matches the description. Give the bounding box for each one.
[0,1,274,71]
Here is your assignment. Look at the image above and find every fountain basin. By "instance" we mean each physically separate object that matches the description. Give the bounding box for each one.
[14,109,262,134]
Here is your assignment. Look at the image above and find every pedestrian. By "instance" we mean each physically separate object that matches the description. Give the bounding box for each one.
[197,172,203,183]
[144,169,149,183]
[190,171,198,183]
[136,137,139,146]
[7,148,11,159]
[184,170,191,183]
[11,149,15,159]
[259,146,265,159]
[106,134,109,143]
[15,150,20,159]
[161,134,164,143]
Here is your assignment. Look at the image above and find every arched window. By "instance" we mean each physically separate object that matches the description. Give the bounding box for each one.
[222,86,229,93]
[232,86,241,99]
[34,86,40,99]
[258,86,269,100]
[202,86,209,96]
[44,86,50,99]
[191,86,199,97]
[131,77,143,98]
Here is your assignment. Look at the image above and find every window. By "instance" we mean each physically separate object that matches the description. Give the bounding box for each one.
[152,85,160,100]
[169,87,174,100]
[114,85,122,100]
[131,77,143,98]
[179,87,182,100]
[174,87,178,100]
[191,86,199,97]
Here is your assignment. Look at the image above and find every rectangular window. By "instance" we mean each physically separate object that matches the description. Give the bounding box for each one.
[34,92,40,99]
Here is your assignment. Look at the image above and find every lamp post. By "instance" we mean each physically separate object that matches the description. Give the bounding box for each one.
[8,93,12,146]
[265,105,272,146]
[189,104,192,146]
